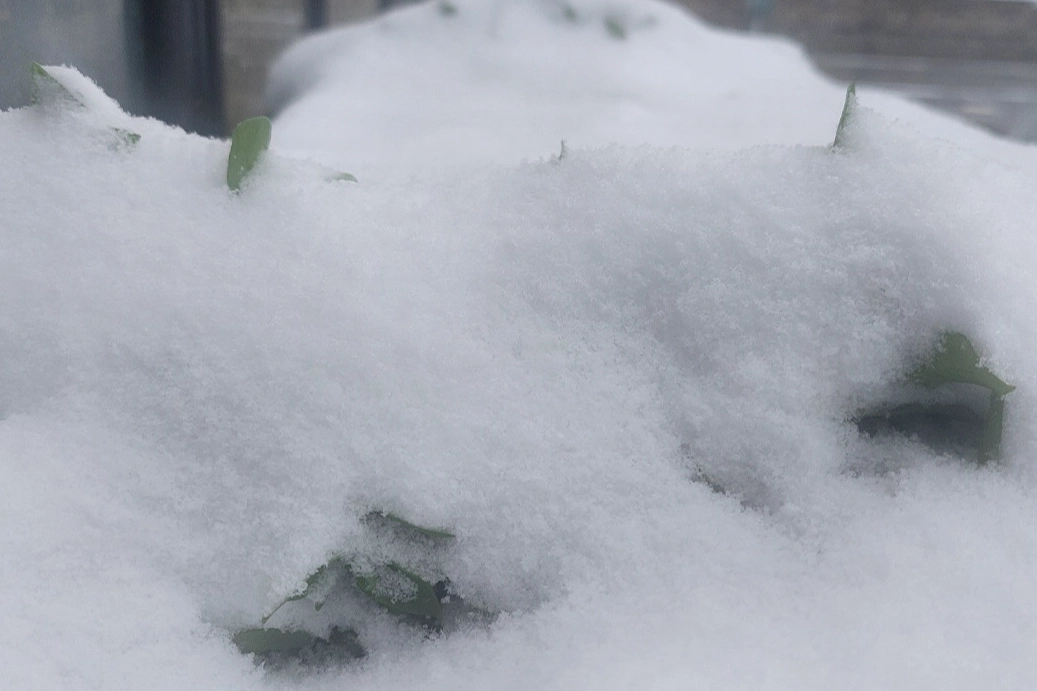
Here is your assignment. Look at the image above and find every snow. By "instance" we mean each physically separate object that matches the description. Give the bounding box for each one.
[268,0,1037,173]
[4,1,1037,689]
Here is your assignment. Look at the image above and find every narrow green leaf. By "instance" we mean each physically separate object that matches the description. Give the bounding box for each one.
[227,116,272,192]
[233,626,365,662]
[232,628,320,655]
[364,511,455,541]
[355,563,443,620]
[31,65,141,150]
[832,82,856,149]
[30,62,81,107]
[910,332,1015,396]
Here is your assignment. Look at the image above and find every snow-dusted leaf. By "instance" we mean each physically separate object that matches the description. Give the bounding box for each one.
[832,82,856,149]
[30,62,82,108]
[328,171,358,183]
[261,557,348,624]
[364,511,455,541]
[355,563,443,621]
[911,332,1014,396]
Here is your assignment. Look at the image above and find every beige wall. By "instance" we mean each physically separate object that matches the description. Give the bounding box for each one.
[220,0,379,126]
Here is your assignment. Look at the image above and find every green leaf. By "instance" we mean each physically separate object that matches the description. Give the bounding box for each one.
[355,563,443,620]
[233,626,365,662]
[364,511,455,541]
[261,556,348,624]
[30,65,142,149]
[855,332,1014,464]
[232,628,321,656]
[910,332,1015,396]
[832,82,856,149]
[30,62,81,107]
[227,116,272,192]
[438,1,458,16]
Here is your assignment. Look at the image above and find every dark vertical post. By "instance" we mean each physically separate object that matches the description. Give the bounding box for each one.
[125,0,225,136]
[304,0,328,30]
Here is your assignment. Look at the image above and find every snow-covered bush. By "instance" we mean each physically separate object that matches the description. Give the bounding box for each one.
[5,2,1037,689]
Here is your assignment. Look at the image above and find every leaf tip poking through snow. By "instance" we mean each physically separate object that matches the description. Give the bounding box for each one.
[832,82,857,150]
[227,116,273,192]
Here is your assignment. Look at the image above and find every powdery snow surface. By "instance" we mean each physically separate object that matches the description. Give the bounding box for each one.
[4,2,1037,690]
[268,0,1037,173]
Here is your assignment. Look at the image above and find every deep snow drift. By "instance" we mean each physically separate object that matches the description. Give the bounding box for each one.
[4,2,1037,690]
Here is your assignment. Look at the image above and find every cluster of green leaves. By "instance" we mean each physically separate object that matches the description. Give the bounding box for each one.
[855,332,1015,463]
[233,511,481,666]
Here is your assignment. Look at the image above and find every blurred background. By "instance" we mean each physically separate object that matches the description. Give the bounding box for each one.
[2,0,1036,140]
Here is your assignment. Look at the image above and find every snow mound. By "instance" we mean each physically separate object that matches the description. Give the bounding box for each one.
[267,0,1037,174]
[3,57,1037,689]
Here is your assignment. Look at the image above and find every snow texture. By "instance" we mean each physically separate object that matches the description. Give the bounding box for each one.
[3,1,1037,689]
[268,0,1037,173]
